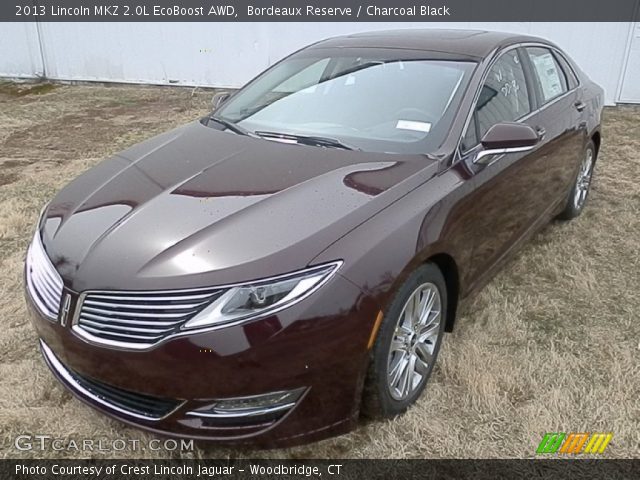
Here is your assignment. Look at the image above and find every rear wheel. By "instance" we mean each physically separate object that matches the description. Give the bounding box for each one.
[363,263,447,418]
[557,140,596,220]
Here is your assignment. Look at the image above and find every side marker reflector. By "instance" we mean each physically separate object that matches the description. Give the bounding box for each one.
[367,311,384,350]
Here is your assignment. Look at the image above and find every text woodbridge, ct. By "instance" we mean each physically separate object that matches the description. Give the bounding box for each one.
[16,4,452,19]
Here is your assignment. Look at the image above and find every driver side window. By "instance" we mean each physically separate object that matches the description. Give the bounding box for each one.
[462,49,531,151]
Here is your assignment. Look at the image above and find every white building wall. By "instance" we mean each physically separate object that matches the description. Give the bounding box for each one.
[0,23,44,78]
[0,22,634,105]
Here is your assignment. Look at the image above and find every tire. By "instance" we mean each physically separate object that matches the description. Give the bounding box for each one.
[557,140,596,220]
[362,263,447,418]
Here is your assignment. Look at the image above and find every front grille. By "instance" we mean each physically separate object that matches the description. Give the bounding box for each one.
[74,289,223,348]
[25,232,63,320]
[70,368,181,419]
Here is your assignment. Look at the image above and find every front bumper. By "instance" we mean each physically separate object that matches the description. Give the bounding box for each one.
[27,273,379,447]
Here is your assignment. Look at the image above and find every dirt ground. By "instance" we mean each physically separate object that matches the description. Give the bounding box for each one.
[0,82,638,459]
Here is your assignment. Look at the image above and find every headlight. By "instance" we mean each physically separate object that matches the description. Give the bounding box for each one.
[182,261,342,330]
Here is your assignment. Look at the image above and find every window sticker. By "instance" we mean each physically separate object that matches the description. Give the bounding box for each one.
[396,120,432,133]
[532,52,563,101]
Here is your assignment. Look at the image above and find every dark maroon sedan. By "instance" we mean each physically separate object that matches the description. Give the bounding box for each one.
[25,30,603,446]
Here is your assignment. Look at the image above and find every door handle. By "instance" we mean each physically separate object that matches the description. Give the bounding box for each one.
[574,101,586,112]
[535,127,546,140]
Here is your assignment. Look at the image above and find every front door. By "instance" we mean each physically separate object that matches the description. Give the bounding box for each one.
[456,48,552,287]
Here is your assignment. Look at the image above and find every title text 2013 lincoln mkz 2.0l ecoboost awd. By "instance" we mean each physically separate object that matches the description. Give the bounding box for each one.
[25,30,603,446]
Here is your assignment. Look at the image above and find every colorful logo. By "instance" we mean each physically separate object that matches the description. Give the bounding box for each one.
[536,432,613,454]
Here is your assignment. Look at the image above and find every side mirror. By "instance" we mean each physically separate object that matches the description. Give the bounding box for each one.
[475,122,539,163]
[211,91,231,111]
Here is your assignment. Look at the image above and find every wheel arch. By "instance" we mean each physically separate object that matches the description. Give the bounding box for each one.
[425,253,460,333]
[591,130,601,157]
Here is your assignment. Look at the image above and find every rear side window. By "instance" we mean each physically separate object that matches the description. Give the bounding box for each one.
[475,50,531,140]
[526,47,569,104]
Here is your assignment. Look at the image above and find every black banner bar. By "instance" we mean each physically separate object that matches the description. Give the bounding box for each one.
[2,459,639,480]
[3,0,640,22]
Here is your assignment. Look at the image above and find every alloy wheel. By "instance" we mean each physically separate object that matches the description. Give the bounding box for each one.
[574,147,594,209]
[386,282,442,401]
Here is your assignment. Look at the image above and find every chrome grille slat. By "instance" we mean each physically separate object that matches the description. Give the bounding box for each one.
[31,267,60,301]
[31,258,57,288]
[37,256,63,288]
[30,236,63,287]
[25,232,63,320]
[80,308,182,326]
[79,318,175,334]
[90,292,215,302]
[30,273,56,304]
[34,288,58,312]
[79,324,166,341]
[76,288,224,347]
[27,274,52,307]
[84,299,207,310]
[83,306,192,318]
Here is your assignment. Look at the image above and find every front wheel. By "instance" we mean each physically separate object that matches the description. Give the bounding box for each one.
[557,140,596,220]
[362,263,447,418]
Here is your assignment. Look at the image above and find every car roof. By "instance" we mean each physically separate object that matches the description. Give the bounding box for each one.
[308,29,553,60]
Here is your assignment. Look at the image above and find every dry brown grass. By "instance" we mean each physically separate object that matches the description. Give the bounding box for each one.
[0,82,638,459]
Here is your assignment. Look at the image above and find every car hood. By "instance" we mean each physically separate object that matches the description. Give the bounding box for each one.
[41,121,439,291]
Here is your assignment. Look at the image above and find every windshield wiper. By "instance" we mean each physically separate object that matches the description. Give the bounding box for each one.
[254,131,359,151]
[209,115,258,138]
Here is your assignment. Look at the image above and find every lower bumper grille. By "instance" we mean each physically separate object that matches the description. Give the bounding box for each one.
[72,371,180,419]
[40,340,182,420]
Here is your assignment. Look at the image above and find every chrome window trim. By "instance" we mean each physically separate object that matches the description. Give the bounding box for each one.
[550,49,582,89]
[455,42,581,163]
[40,339,185,422]
[71,260,343,352]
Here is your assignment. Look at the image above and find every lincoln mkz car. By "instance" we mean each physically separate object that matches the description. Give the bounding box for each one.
[25,30,603,446]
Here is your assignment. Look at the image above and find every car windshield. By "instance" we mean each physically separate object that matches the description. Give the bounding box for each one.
[215,51,476,154]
